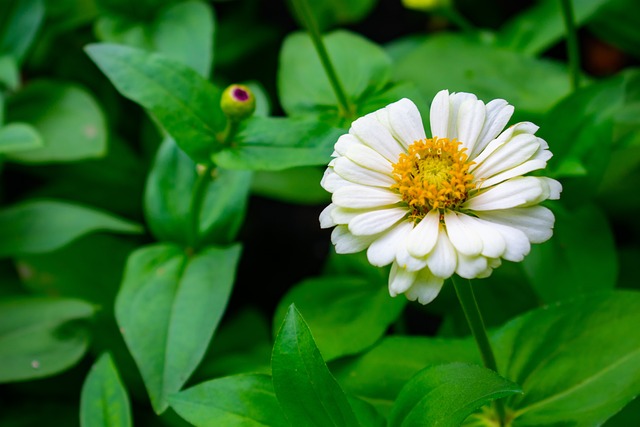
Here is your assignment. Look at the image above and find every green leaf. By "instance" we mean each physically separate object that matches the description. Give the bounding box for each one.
[169,374,288,427]
[272,304,360,427]
[497,291,640,426]
[278,30,391,125]
[0,297,95,382]
[388,363,522,427]
[0,199,142,258]
[272,276,406,361]
[145,137,251,245]
[85,43,224,162]
[95,0,215,77]
[251,166,330,205]
[394,33,571,116]
[213,116,343,171]
[80,353,132,427]
[0,0,45,63]
[496,0,609,56]
[0,54,19,90]
[0,122,42,154]
[115,243,241,413]
[523,203,617,303]
[589,0,640,58]
[5,81,107,163]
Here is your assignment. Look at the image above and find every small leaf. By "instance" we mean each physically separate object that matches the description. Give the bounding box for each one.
[0,297,95,382]
[169,374,288,427]
[388,363,521,427]
[85,43,224,162]
[272,305,360,427]
[80,353,132,427]
[0,122,42,153]
[116,243,242,413]
[0,0,45,63]
[0,54,19,90]
[0,199,142,257]
[213,116,343,171]
[272,276,406,361]
[6,81,107,163]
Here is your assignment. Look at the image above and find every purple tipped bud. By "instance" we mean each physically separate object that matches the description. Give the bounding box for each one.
[221,84,256,121]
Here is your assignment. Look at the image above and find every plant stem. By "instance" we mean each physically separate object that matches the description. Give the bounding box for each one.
[452,276,506,426]
[441,6,475,34]
[187,162,215,251]
[290,0,355,119]
[559,0,581,90]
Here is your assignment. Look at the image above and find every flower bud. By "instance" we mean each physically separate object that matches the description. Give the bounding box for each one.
[220,84,256,121]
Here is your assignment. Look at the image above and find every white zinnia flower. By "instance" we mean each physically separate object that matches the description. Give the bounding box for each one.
[319,90,561,305]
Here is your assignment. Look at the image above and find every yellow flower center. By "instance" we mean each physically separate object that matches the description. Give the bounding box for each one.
[391,137,475,220]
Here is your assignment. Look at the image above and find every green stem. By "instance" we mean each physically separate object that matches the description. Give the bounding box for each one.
[187,162,215,251]
[220,118,240,146]
[559,0,581,90]
[290,0,355,119]
[452,276,506,426]
[441,6,475,33]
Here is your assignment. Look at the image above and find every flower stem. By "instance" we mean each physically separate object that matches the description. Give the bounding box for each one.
[290,0,355,119]
[559,0,581,91]
[452,276,506,426]
[187,162,215,251]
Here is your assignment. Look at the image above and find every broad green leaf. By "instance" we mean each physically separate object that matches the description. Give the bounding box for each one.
[589,0,640,58]
[213,116,343,171]
[495,291,640,426]
[394,33,571,116]
[333,336,479,414]
[0,54,19,90]
[349,396,386,427]
[523,203,617,303]
[6,81,107,163]
[273,276,406,361]
[251,166,330,205]
[272,305,359,427]
[80,353,132,427]
[388,363,521,427]
[278,30,391,125]
[288,0,377,31]
[145,137,251,246]
[169,374,288,427]
[0,0,45,63]
[0,297,95,382]
[0,199,142,258]
[496,0,609,56]
[116,243,241,413]
[604,397,640,427]
[95,0,215,77]
[0,122,42,153]
[85,43,224,162]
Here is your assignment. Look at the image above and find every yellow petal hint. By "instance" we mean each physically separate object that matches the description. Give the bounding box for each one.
[391,137,475,220]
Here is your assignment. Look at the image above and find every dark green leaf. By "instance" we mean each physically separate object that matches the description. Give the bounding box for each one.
[80,353,132,427]
[213,116,343,171]
[6,81,107,163]
[115,243,241,413]
[0,122,42,153]
[169,374,288,427]
[273,276,406,361]
[272,305,360,427]
[145,137,251,245]
[288,0,377,31]
[589,0,640,58]
[85,43,224,162]
[388,363,521,427]
[0,0,45,63]
[394,33,571,116]
[0,297,94,382]
[0,199,142,258]
[251,166,330,205]
[523,203,617,303]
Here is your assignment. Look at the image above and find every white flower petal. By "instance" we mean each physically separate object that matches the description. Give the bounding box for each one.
[447,92,478,140]
[405,269,444,305]
[396,243,429,271]
[426,228,457,278]
[464,176,545,211]
[457,99,486,155]
[334,134,359,156]
[430,89,450,138]
[477,206,555,243]
[320,167,349,193]
[333,157,395,187]
[458,215,506,258]
[367,220,413,267]
[477,159,547,189]
[331,226,376,253]
[444,211,483,256]
[342,141,394,175]
[319,204,336,229]
[472,133,540,180]
[472,121,539,167]
[455,253,489,279]
[388,262,417,297]
[348,207,407,236]
[331,206,366,225]
[406,209,440,257]
[488,222,531,262]
[541,177,562,200]
[333,185,400,209]
[350,112,405,163]
[472,99,514,158]
[386,98,426,147]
